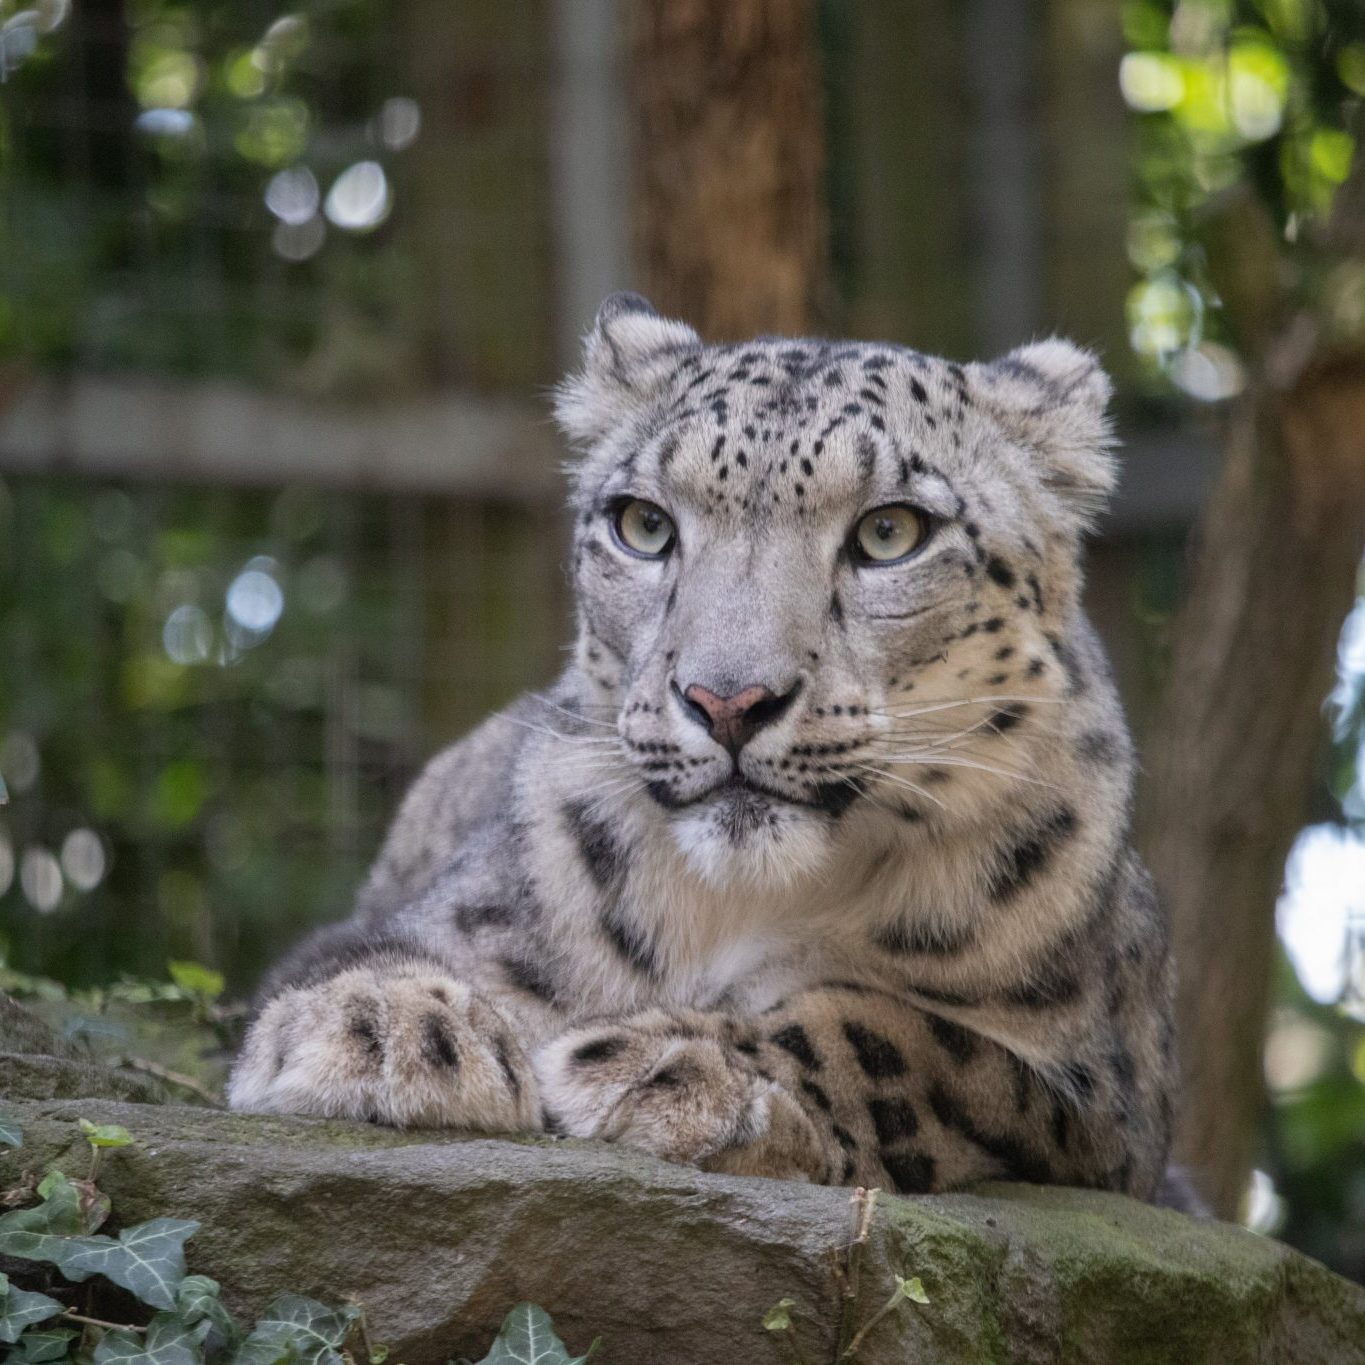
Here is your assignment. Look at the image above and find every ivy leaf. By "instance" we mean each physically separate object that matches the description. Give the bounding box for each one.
[0,1216,198,1310]
[80,1119,134,1150]
[0,1110,21,1148]
[232,1294,358,1365]
[894,1274,930,1306]
[0,1271,66,1343]
[7,1326,78,1363]
[177,1274,240,1350]
[94,1312,210,1365]
[0,1172,86,1236]
[762,1297,796,1333]
[475,1304,596,1365]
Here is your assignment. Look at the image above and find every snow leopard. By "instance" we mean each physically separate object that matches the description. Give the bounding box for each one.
[228,292,1175,1201]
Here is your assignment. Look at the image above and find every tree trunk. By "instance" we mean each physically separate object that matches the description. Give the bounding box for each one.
[627,0,828,338]
[1140,351,1365,1218]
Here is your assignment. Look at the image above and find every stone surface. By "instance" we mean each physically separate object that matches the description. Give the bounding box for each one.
[3,995,1365,1365]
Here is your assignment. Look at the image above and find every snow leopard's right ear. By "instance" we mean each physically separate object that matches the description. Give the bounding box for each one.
[554,293,701,447]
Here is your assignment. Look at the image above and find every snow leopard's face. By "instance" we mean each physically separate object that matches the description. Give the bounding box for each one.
[555,294,1116,885]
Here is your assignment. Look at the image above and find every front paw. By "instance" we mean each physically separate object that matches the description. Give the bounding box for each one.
[534,1019,832,1183]
[227,966,538,1130]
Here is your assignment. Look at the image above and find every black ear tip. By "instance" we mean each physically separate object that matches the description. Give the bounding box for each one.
[596,291,657,326]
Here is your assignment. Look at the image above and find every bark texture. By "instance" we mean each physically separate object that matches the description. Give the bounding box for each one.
[1141,352,1365,1218]
[627,0,828,339]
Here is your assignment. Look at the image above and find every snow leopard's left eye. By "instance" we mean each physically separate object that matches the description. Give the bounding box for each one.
[612,498,676,558]
[851,504,928,565]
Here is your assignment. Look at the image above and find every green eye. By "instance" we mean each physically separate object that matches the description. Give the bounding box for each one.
[613,498,676,558]
[853,505,927,564]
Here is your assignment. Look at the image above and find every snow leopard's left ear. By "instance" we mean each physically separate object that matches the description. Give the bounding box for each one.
[968,339,1117,528]
[554,292,701,447]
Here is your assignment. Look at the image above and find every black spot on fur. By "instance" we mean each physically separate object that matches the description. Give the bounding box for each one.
[800,1078,833,1112]
[988,807,1078,902]
[455,903,517,934]
[1059,1061,1097,1101]
[989,705,1028,734]
[986,557,1016,588]
[1046,632,1086,694]
[645,1062,689,1089]
[493,1036,521,1100]
[926,1014,978,1063]
[867,1097,919,1144]
[882,1150,936,1193]
[812,778,864,818]
[1004,963,1081,1009]
[420,1014,460,1069]
[573,1035,628,1065]
[600,905,660,977]
[346,1004,383,1059]
[564,800,627,889]
[830,592,845,625]
[771,1023,821,1070]
[832,1123,858,1150]
[875,914,974,956]
[501,955,559,1003]
[843,1021,909,1079]
[1076,729,1122,765]
[928,1082,1052,1183]
[1051,1099,1071,1152]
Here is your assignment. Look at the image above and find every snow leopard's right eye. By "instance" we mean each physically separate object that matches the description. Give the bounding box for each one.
[612,498,676,559]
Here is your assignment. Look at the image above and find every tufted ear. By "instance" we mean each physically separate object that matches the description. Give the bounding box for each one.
[968,339,1117,528]
[554,293,702,447]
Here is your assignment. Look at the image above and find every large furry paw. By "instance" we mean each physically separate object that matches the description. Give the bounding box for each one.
[534,1015,833,1182]
[227,966,538,1130]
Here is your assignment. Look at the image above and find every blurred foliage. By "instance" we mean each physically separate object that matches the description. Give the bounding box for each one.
[1123,0,1365,1280]
[0,476,426,993]
[0,0,419,391]
[1122,0,1365,398]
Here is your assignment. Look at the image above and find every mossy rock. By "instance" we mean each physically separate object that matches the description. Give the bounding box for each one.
[3,993,1363,1364]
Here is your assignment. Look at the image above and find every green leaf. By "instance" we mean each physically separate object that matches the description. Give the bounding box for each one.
[232,1295,358,1365]
[0,769,8,804]
[177,1274,239,1349]
[79,1119,134,1150]
[762,1297,796,1333]
[894,1274,930,1305]
[0,1172,86,1236]
[0,1216,198,1310]
[166,961,224,1001]
[0,1271,66,1343]
[0,1112,21,1147]
[7,1326,78,1363]
[475,1304,595,1365]
[95,1312,210,1365]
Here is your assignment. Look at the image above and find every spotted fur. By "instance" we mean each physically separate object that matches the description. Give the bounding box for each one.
[228,294,1175,1201]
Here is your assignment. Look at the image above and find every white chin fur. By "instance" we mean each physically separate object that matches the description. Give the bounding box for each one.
[669,795,832,889]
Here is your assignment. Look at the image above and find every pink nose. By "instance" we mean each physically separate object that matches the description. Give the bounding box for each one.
[681,682,795,756]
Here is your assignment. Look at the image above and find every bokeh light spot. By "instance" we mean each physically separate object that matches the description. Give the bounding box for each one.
[20,847,63,913]
[324,161,392,232]
[61,828,107,892]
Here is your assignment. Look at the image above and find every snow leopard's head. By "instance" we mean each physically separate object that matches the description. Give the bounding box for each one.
[554,293,1117,886]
